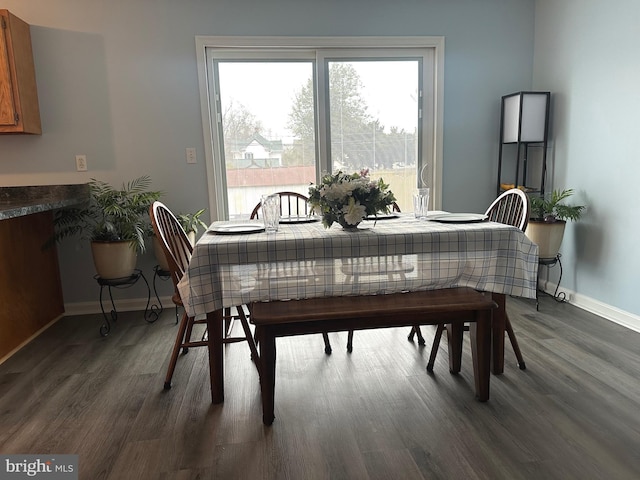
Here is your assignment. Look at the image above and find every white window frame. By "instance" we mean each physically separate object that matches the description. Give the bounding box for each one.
[195,36,444,220]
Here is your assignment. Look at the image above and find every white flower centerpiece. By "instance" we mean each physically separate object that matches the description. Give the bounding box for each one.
[308,169,396,229]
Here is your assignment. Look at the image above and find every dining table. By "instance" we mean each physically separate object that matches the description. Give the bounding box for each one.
[177,212,539,404]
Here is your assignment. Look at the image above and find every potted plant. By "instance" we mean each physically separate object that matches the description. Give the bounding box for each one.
[153,208,208,271]
[177,208,208,245]
[52,175,162,279]
[526,188,585,260]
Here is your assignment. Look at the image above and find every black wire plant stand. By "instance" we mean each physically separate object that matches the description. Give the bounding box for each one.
[536,253,566,310]
[95,269,158,336]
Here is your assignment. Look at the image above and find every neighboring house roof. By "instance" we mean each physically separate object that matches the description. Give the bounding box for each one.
[229,133,283,154]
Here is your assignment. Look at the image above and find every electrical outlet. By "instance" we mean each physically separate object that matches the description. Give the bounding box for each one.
[186,147,197,164]
[75,154,88,171]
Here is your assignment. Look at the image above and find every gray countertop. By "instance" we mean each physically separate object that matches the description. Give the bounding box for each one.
[0,184,90,220]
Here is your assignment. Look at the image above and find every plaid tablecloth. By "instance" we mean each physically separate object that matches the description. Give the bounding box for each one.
[178,213,539,318]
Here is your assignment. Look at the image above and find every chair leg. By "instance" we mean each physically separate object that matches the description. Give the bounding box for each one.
[346,330,353,353]
[408,325,426,345]
[236,307,260,373]
[408,326,416,342]
[183,310,196,355]
[505,314,526,370]
[427,316,526,373]
[426,311,526,374]
[426,323,445,372]
[224,307,231,337]
[322,332,332,354]
[224,306,234,338]
[164,311,191,390]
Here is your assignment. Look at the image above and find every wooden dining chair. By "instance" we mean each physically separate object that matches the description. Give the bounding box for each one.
[426,188,529,372]
[250,191,311,219]
[250,192,333,354]
[150,201,259,389]
[485,187,529,231]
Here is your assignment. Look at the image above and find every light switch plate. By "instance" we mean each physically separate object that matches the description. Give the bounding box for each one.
[186,148,197,164]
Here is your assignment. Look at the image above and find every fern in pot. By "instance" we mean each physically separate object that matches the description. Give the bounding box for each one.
[526,189,585,260]
[52,175,162,279]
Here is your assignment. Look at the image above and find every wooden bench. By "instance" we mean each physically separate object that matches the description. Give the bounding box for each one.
[250,287,497,425]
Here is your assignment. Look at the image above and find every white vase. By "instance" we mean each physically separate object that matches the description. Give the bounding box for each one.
[91,240,137,279]
[337,216,361,230]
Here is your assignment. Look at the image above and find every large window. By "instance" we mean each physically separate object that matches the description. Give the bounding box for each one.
[196,37,444,220]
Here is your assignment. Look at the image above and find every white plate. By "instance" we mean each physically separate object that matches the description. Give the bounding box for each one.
[429,213,488,223]
[208,223,265,234]
[279,216,319,224]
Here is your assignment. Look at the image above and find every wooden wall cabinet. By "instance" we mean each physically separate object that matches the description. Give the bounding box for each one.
[0,9,41,134]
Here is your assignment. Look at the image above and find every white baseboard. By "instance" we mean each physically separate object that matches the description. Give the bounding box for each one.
[539,282,640,334]
[64,296,174,316]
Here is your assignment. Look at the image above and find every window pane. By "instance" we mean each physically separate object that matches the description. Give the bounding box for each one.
[217,61,315,220]
[327,60,419,212]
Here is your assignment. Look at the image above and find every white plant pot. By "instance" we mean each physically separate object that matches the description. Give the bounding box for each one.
[525,221,566,260]
[187,231,196,246]
[91,240,138,279]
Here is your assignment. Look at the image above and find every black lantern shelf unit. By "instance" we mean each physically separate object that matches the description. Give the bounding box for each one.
[497,91,551,197]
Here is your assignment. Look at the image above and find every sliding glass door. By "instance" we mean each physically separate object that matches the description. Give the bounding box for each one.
[202,39,438,220]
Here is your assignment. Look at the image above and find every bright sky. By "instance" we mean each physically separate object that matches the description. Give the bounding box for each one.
[218,60,419,139]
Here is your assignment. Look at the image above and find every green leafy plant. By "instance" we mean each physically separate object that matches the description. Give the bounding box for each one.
[51,175,162,252]
[530,188,585,223]
[177,208,208,235]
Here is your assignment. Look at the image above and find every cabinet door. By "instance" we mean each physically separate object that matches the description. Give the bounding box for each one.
[0,10,41,134]
[0,16,18,127]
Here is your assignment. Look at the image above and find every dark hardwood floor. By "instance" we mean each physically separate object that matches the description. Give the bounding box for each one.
[1,294,639,479]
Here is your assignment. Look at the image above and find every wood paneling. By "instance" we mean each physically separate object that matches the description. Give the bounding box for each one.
[0,211,64,358]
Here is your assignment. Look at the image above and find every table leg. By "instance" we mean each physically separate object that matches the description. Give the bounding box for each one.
[206,310,224,404]
[470,309,491,401]
[257,327,276,426]
[491,293,506,375]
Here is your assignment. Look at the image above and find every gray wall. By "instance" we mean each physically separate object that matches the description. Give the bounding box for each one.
[534,0,640,325]
[1,0,536,308]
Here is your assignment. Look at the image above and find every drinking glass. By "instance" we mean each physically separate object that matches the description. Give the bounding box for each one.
[413,187,430,220]
[261,194,281,233]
